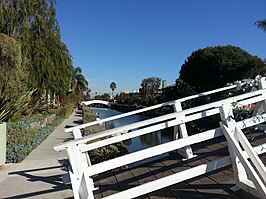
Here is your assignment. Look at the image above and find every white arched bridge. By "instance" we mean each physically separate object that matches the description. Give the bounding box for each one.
[81,100,113,107]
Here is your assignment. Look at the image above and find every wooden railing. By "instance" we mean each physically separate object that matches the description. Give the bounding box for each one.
[54,77,266,199]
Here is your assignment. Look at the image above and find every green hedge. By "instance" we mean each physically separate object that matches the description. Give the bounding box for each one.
[82,106,104,136]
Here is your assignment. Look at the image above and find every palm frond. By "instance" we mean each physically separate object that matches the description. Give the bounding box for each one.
[255,20,266,31]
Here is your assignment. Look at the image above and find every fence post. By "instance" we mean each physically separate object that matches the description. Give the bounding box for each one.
[219,100,248,189]
[253,77,266,116]
[0,122,6,166]
[67,144,94,199]
[173,101,194,159]
[72,129,92,166]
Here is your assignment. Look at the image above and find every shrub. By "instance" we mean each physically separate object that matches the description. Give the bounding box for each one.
[84,125,105,136]
[6,114,63,163]
[82,105,104,136]
[88,142,129,164]
[57,104,75,119]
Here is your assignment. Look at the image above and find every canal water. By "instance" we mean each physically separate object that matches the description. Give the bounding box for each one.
[90,107,174,153]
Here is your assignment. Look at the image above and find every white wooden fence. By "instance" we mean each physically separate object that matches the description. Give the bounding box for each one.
[54,77,266,199]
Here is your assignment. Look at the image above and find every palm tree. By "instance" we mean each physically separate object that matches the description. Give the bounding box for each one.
[255,19,266,31]
[72,67,88,100]
[110,82,117,99]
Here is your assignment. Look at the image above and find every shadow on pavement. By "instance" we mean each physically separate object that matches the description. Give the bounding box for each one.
[6,161,72,199]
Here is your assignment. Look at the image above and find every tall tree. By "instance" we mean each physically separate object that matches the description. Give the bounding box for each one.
[0,0,73,99]
[72,67,89,100]
[140,77,161,99]
[179,45,266,93]
[110,82,117,99]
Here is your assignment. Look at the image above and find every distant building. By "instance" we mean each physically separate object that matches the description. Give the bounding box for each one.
[162,80,166,89]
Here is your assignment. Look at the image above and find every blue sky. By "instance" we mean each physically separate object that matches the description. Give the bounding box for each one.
[56,0,266,95]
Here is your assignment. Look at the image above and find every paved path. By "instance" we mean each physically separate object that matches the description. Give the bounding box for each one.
[0,109,82,199]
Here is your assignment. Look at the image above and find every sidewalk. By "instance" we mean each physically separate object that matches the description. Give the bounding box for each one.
[0,109,82,199]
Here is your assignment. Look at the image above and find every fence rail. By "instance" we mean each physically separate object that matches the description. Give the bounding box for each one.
[54,77,266,199]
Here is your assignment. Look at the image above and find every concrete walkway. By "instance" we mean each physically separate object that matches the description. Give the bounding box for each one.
[0,109,82,199]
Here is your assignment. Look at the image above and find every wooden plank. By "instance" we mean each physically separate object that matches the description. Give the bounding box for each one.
[188,176,239,199]
[206,168,235,189]
[130,166,159,198]
[206,168,258,198]
[131,166,158,185]
[86,129,223,176]
[160,156,191,173]
[94,171,120,198]
[146,161,176,199]
[101,157,231,199]
[114,169,139,191]
[114,169,149,199]
[168,182,206,199]
[181,143,240,198]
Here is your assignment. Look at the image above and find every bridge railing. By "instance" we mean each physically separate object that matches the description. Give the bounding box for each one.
[66,83,239,158]
[54,77,266,199]
[67,84,238,133]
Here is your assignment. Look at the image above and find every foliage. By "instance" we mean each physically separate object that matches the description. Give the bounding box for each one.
[81,106,129,164]
[0,33,22,73]
[0,33,28,107]
[110,82,117,98]
[179,45,266,93]
[0,34,48,121]
[255,19,266,31]
[0,0,74,101]
[0,89,38,122]
[82,105,104,135]
[6,113,63,163]
[162,78,196,104]
[63,93,80,106]
[84,124,106,136]
[82,106,98,123]
[94,93,110,101]
[88,143,129,164]
[116,92,142,105]
[140,77,161,98]
[57,104,75,119]
[71,67,89,101]
[110,82,117,91]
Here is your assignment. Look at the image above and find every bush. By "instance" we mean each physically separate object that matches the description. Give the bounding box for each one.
[6,114,63,163]
[82,105,103,136]
[88,142,129,164]
[57,104,75,119]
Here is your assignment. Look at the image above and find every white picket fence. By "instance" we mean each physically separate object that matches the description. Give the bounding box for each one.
[54,77,266,199]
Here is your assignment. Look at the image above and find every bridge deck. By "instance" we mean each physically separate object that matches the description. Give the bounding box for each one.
[92,130,266,199]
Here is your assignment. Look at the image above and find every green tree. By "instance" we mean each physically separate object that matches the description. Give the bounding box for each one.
[0,33,26,100]
[110,82,117,99]
[179,45,266,93]
[94,93,110,101]
[72,67,89,100]
[140,77,161,98]
[0,0,73,100]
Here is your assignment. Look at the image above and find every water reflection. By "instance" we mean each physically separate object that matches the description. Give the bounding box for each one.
[140,132,160,146]
[91,107,174,153]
